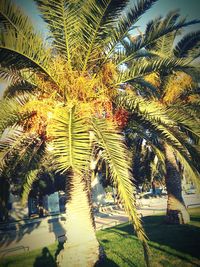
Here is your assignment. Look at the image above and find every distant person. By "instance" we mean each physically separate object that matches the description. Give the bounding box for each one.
[152,180,156,195]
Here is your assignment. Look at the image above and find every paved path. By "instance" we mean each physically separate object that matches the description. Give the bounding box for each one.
[95,192,200,229]
[0,193,199,257]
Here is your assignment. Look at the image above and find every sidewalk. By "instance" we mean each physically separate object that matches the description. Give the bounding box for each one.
[95,192,200,230]
[0,194,199,257]
[94,204,166,230]
[95,208,129,230]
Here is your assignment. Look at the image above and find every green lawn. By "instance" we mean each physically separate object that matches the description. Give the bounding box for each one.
[0,208,200,267]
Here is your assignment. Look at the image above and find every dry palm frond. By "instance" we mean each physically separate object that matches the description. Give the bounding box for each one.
[163,71,193,104]
[144,72,161,88]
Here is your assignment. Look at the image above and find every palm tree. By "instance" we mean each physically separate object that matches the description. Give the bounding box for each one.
[0,0,200,266]
[146,29,200,224]
[121,28,200,224]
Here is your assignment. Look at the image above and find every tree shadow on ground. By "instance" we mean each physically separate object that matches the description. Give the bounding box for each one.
[190,215,200,223]
[54,241,64,259]
[95,237,137,267]
[0,213,66,253]
[109,214,200,259]
[95,257,120,267]
[33,247,56,267]
[48,215,66,242]
[143,215,200,259]
[0,218,42,247]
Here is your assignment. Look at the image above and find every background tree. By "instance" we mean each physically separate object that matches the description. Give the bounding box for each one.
[120,27,200,224]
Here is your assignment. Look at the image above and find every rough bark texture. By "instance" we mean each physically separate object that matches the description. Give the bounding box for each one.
[57,173,99,267]
[165,145,190,224]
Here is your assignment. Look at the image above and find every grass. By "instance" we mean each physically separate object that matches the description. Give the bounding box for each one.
[0,208,200,267]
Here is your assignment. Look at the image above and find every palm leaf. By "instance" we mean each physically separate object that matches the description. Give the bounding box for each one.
[21,169,39,205]
[103,0,157,63]
[116,93,175,127]
[3,81,36,98]
[116,58,189,84]
[0,65,36,97]
[167,106,200,139]
[47,104,91,173]
[0,1,61,88]
[131,78,159,98]
[0,27,50,71]
[0,65,22,84]
[0,0,37,37]
[0,95,29,134]
[174,149,200,191]
[0,127,41,172]
[142,11,200,51]
[147,31,176,57]
[118,11,200,65]
[0,0,59,79]
[136,114,200,190]
[127,120,166,167]
[91,118,150,266]
[184,66,200,83]
[81,0,131,71]
[174,30,200,59]
[0,126,23,170]
[20,142,46,205]
[116,93,200,189]
[34,0,81,66]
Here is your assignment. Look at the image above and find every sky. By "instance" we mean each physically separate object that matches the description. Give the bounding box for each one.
[12,0,200,31]
[0,0,200,97]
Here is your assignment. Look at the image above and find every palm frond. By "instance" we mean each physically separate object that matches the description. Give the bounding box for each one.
[137,115,200,189]
[0,27,50,71]
[116,58,189,84]
[118,11,200,65]
[116,93,200,188]
[0,65,37,97]
[0,65,22,84]
[142,11,200,50]
[127,120,166,167]
[47,104,91,173]
[80,0,131,70]
[148,122,200,189]
[34,0,81,66]
[174,30,200,59]
[167,106,200,139]
[3,81,36,98]
[113,44,157,66]
[103,0,157,63]
[0,29,63,91]
[116,93,175,127]
[0,0,61,82]
[21,169,39,205]
[0,125,45,195]
[20,142,46,205]
[184,66,200,83]
[91,118,150,266]
[0,0,36,36]
[0,126,23,170]
[131,78,159,98]
[0,95,29,134]
[147,31,176,57]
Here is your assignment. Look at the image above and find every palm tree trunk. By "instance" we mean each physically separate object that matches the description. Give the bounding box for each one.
[57,172,99,267]
[165,145,190,224]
